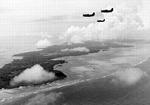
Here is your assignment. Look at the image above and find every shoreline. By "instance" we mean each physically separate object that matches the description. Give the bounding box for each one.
[0,41,131,89]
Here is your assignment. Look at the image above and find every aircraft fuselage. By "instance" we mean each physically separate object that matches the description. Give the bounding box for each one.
[83,12,95,17]
[101,8,113,13]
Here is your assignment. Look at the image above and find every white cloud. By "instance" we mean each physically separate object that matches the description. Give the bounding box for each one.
[10,64,56,86]
[59,3,145,44]
[61,47,90,52]
[112,68,146,86]
[35,39,52,48]
[56,0,150,44]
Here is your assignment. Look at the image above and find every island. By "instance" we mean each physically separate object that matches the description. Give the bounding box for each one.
[0,41,131,89]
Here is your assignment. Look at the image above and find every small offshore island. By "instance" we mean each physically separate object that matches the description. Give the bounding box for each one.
[0,41,131,89]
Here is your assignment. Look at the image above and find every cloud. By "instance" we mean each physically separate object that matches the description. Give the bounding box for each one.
[26,92,62,105]
[111,68,146,86]
[35,39,52,48]
[10,64,56,86]
[58,0,149,44]
[61,47,90,52]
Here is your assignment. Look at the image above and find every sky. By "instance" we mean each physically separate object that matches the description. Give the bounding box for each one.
[0,0,149,21]
[0,0,150,33]
[0,0,150,49]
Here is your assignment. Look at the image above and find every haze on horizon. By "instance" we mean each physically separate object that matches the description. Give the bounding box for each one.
[0,0,150,51]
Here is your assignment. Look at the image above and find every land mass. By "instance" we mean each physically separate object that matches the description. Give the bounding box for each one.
[0,41,131,89]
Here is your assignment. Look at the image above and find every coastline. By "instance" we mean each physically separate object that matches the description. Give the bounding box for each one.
[0,41,130,89]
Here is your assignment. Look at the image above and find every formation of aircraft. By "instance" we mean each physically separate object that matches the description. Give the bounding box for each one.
[83,8,113,22]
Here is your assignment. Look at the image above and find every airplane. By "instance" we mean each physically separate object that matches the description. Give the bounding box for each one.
[101,8,113,13]
[83,12,95,17]
[97,19,105,22]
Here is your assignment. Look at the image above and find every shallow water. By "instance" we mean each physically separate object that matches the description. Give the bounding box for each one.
[1,42,150,105]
